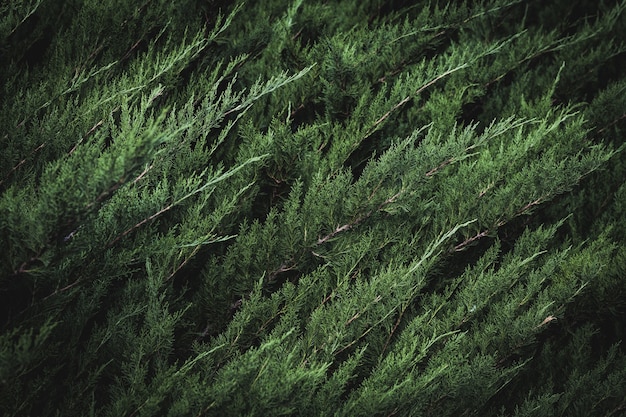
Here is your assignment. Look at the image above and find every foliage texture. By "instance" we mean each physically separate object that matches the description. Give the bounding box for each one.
[1,0,626,416]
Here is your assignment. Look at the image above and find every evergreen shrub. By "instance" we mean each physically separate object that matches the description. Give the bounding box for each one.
[1,0,626,416]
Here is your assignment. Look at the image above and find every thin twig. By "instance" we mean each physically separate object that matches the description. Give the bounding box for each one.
[316,190,404,245]
[69,120,104,155]
[453,230,489,252]
[0,142,46,187]
[107,201,174,247]
[365,65,467,138]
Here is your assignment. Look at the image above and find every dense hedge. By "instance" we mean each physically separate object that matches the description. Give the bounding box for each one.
[1,1,625,416]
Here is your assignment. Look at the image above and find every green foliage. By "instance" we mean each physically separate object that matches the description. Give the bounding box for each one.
[1,0,625,416]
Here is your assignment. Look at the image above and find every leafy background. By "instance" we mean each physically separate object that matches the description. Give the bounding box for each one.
[1,0,625,416]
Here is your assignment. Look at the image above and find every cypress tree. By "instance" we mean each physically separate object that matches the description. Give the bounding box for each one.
[1,0,625,416]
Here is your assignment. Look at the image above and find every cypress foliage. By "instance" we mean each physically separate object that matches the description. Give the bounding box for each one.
[1,0,625,416]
